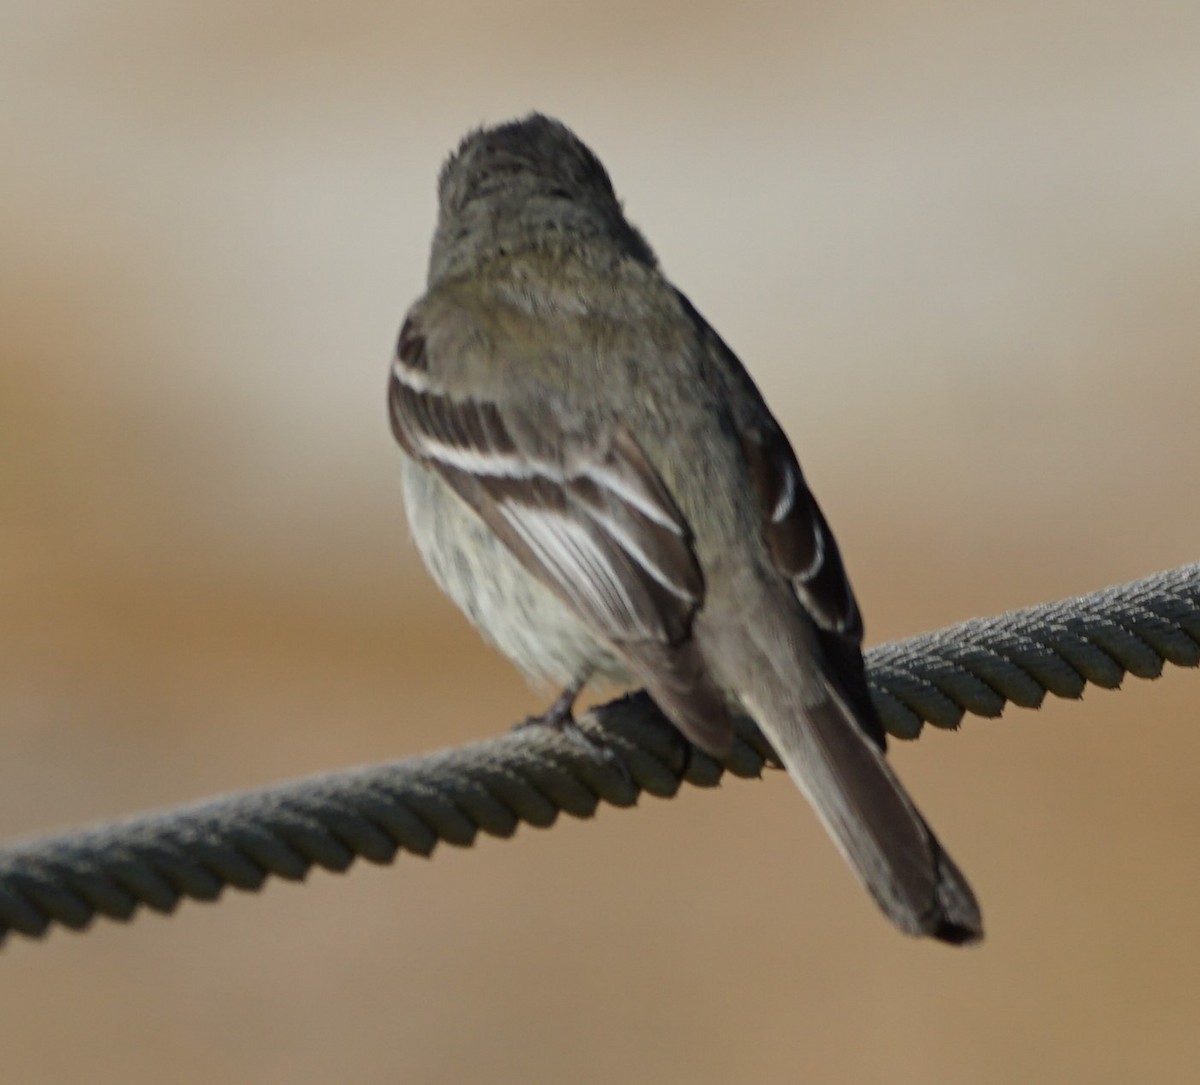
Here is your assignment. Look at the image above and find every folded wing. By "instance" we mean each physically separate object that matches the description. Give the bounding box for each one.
[389,314,734,754]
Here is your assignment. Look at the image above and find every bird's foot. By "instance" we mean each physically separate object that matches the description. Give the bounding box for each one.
[513,679,633,788]
[514,682,601,756]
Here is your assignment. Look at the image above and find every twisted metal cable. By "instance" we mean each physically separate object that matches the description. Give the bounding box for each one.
[1,563,1197,945]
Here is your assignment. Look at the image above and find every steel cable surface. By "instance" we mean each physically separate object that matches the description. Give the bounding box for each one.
[1,563,1197,945]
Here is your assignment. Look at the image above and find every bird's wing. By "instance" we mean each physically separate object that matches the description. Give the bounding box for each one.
[737,423,862,639]
[736,423,981,940]
[389,310,734,754]
[738,421,885,748]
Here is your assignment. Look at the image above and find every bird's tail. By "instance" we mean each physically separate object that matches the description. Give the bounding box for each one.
[718,593,983,945]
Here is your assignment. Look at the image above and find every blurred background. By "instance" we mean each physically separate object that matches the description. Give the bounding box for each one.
[2,2,1199,1081]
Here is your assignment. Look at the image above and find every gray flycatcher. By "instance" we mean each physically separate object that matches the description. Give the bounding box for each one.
[389,113,982,944]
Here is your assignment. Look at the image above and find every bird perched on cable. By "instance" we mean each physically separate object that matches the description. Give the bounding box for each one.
[388,113,982,944]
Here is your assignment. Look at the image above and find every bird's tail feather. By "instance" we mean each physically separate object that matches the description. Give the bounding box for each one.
[729,598,982,944]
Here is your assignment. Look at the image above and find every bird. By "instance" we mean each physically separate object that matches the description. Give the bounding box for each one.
[388,113,982,944]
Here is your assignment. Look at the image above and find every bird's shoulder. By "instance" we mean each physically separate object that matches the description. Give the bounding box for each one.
[412,252,700,385]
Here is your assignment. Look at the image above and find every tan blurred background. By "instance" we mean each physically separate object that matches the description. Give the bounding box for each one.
[2,2,1199,1081]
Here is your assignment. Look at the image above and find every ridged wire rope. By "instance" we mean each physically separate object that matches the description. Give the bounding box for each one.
[1,562,1196,945]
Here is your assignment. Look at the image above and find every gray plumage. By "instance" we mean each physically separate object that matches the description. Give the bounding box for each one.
[390,113,982,944]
